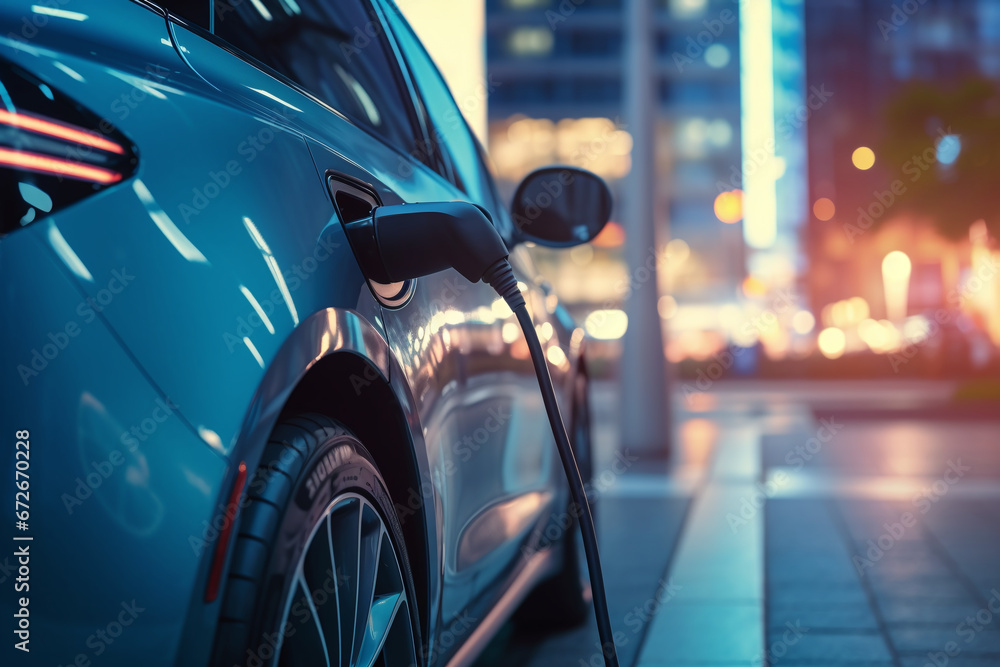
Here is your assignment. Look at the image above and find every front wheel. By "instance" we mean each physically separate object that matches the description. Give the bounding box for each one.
[212,415,421,667]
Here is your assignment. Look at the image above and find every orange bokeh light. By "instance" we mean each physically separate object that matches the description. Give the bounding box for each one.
[591,220,625,247]
[742,275,768,298]
[714,189,743,224]
[813,197,836,221]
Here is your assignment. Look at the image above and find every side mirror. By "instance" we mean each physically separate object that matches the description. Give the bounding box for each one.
[511,166,612,248]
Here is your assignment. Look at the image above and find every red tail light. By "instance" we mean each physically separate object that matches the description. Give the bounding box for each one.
[0,57,137,235]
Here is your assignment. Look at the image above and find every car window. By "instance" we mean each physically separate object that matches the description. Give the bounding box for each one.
[212,0,416,150]
[380,2,492,206]
[160,0,211,29]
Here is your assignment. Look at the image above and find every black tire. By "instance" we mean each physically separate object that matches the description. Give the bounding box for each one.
[212,414,422,667]
[516,372,593,630]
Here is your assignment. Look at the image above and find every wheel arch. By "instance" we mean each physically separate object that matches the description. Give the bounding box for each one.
[278,350,433,644]
[195,308,438,662]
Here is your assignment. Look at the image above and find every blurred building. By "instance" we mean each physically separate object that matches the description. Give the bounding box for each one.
[484,0,746,335]
[395,0,488,142]
[804,0,1000,357]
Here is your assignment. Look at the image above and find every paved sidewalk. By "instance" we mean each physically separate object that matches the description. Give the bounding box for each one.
[762,418,1000,667]
[476,380,1000,667]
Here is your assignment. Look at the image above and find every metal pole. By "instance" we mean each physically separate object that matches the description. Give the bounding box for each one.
[620,0,671,458]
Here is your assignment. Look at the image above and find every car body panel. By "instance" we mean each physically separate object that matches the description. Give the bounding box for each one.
[3,15,384,459]
[0,229,226,666]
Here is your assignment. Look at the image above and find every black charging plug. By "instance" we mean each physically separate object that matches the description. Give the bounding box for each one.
[342,199,620,667]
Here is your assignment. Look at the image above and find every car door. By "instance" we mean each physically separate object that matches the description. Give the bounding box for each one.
[168,0,565,646]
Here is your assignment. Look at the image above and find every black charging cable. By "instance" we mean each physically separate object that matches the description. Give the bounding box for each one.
[484,259,621,667]
[343,200,622,666]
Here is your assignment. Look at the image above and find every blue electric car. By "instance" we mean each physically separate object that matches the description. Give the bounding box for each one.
[0,1,613,665]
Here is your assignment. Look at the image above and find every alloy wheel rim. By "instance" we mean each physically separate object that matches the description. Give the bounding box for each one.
[275,493,417,667]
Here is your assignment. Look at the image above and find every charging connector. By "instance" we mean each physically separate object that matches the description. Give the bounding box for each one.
[342,201,621,667]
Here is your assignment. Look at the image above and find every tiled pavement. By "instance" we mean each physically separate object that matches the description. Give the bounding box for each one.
[475,380,1000,667]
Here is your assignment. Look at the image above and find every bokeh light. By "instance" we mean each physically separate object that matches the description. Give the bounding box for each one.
[591,221,625,248]
[585,309,628,340]
[714,189,743,224]
[792,310,816,334]
[882,250,912,280]
[936,134,961,165]
[664,238,691,262]
[705,44,731,68]
[658,294,678,319]
[852,146,875,170]
[812,197,836,221]
[741,275,768,298]
[817,327,847,359]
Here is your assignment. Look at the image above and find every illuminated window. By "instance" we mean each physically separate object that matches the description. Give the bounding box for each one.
[669,0,707,19]
[489,116,631,181]
[506,27,554,56]
[708,119,732,146]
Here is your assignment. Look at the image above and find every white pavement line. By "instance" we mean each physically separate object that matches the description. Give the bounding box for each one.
[712,425,761,481]
[603,470,702,498]
[636,426,764,666]
[767,468,1000,499]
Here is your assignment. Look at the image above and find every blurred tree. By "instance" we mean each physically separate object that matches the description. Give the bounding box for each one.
[877,78,1000,241]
